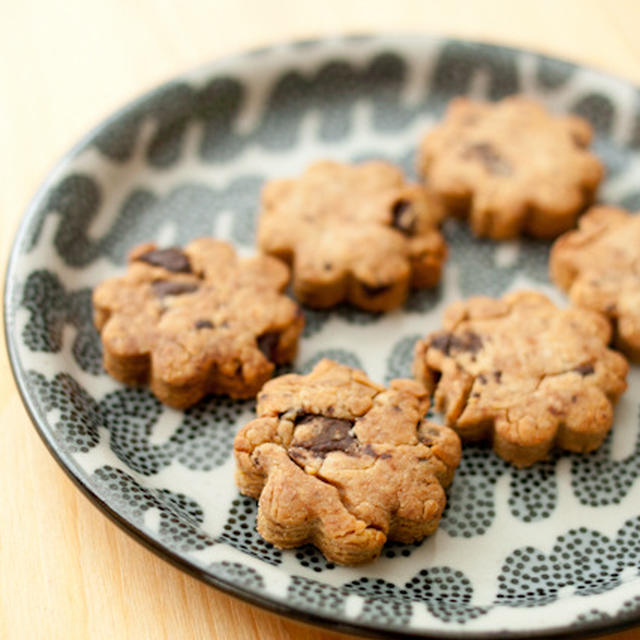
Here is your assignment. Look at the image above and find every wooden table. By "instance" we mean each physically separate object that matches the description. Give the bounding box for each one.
[3,1,640,637]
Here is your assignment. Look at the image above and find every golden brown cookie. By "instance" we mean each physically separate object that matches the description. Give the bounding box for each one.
[418,96,603,240]
[93,239,304,408]
[257,160,447,312]
[234,359,461,565]
[413,291,628,467]
[550,206,640,361]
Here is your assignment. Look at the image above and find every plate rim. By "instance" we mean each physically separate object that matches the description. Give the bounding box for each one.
[4,32,640,640]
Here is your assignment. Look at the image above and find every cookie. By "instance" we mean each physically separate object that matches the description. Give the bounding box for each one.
[93,239,304,408]
[413,291,628,467]
[418,96,603,239]
[550,206,640,361]
[257,160,447,312]
[234,359,461,565]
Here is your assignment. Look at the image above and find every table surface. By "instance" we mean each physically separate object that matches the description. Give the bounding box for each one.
[3,1,640,638]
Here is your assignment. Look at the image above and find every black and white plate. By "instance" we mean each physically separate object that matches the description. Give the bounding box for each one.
[6,35,640,639]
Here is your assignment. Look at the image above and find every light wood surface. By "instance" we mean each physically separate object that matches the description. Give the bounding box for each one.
[3,1,640,638]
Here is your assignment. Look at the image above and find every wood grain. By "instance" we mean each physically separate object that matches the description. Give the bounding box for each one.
[2,1,640,638]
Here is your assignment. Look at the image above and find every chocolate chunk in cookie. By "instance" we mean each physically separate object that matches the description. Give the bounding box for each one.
[93,239,304,408]
[418,96,603,239]
[550,205,640,362]
[234,359,461,565]
[413,291,628,467]
[136,247,193,273]
[257,160,447,312]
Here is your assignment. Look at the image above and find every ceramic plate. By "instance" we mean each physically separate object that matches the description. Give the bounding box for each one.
[6,35,640,639]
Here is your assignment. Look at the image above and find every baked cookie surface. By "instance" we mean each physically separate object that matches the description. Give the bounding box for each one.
[93,239,304,408]
[418,96,603,240]
[257,160,447,311]
[550,206,640,361]
[413,291,628,467]
[234,359,461,565]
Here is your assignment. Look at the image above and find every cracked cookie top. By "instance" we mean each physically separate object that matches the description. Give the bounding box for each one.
[418,96,603,240]
[550,205,640,361]
[93,238,304,408]
[234,359,461,565]
[413,291,628,467]
[257,160,447,312]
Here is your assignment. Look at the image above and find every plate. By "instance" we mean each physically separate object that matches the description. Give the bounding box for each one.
[6,35,640,639]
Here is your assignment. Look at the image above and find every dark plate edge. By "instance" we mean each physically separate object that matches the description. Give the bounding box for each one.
[4,32,640,640]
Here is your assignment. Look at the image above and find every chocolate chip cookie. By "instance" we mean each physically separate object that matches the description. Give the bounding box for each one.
[550,206,640,361]
[413,291,628,467]
[257,160,447,312]
[418,96,603,239]
[93,239,304,408]
[234,359,461,565]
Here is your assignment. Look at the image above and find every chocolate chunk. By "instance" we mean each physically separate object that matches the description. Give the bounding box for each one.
[293,415,357,457]
[430,333,452,353]
[574,363,595,376]
[494,370,502,382]
[431,331,483,355]
[195,319,214,330]
[452,331,483,354]
[361,282,393,297]
[391,199,416,235]
[151,280,198,297]
[463,143,512,176]
[137,248,192,273]
[257,331,280,360]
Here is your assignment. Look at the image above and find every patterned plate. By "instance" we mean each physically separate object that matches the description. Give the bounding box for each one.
[6,35,640,639]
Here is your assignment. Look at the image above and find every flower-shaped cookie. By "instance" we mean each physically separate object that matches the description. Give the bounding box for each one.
[257,160,447,312]
[418,96,603,239]
[413,291,628,467]
[551,206,640,361]
[234,359,461,565]
[93,239,304,408]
